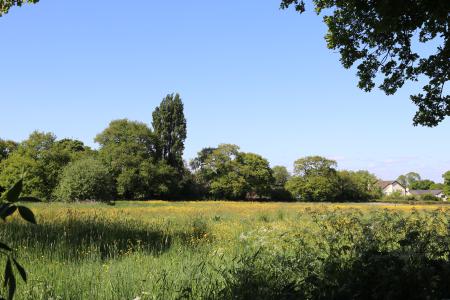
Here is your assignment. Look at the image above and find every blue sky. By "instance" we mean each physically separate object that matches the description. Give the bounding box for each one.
[1,0,449,182]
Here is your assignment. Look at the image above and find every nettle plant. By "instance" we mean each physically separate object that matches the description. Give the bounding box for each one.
[0,179,37,300]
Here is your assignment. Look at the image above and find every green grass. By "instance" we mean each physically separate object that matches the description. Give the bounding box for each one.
[1,201,450,299]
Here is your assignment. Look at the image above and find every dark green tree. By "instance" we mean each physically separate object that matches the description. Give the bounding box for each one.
[191,144,274,199]
[285,175,340,202]
[272,165,291,187]
[95,119,159,199]
[238,152,274,198]
[270,165,293,201]
[293,156,337,177]
[410,179,435,190]
[152,93,187,170]
[281,0,450,126]
[189,147,216,171]
[430,182,445,190]
[337,170,382,201]
[286,156,341,201]
[0,132,90,199]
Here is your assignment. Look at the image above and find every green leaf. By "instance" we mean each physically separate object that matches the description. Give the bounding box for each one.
[17,206,36,224]
[0,204,11,219]
[3,258,17,300]
[0,205,16,220]
[12,259,26,282]
[0,242,12,251]
[18,197,41,203]
[4,258,12,288]
[7,268,16,300]
[5,180,23,203]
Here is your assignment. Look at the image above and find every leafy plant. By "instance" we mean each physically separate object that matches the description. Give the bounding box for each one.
[0,179,37,300]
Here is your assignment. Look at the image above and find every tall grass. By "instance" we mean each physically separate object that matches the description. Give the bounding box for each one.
[0,201,449,299]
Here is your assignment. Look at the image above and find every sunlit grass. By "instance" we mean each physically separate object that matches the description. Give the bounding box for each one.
[1,201,449,299]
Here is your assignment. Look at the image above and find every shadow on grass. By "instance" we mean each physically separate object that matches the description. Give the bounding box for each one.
[1,218,174,260]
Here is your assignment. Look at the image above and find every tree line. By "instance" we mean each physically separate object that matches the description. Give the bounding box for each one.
[1,94,449,202]
[396,172,446,191]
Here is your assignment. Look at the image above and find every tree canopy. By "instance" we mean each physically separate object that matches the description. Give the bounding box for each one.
[287,156,340,201]
[152,93,187,170]
[287,156,381,202]
[281,0,450,126]
[443,171,450,196]
[293,156,337,177]
[410,179,435,190]
[272,165,291,187]
[95,119,158,199]
[191,144,273,200]
[337,170,382,201]
[0,0,38,16]
[0,132,89,199]
[397,172,421,188]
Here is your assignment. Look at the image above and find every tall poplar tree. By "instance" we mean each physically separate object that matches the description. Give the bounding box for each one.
[152,93,187,170]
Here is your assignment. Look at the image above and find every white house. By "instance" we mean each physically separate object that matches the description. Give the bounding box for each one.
[377,180,408,196]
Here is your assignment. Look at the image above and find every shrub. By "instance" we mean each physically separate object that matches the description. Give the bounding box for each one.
[285,175,340,202]
[337,170,382,201]
[54,158,114,202]
[420,193,440,201]
[225,210,450,300]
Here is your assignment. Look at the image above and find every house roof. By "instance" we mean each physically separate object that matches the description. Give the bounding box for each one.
[409,190,444,196]
[377,180,403,189]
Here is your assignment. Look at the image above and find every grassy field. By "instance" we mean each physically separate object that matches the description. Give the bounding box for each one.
[1,201,450,299]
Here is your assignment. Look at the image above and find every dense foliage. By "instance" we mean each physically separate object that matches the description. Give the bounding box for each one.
[54,158,114,202]
[281,0,450,126]
[95,119,159,199]
[0,132,91,199]
[270,166,292,200]
[337,170,382,201]
[191,144,274,200]
[285,156,381,202]
[1,202,449,299]
[152,93,187,171]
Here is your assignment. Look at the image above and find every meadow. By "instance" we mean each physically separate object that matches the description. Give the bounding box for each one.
[1,201,450,300]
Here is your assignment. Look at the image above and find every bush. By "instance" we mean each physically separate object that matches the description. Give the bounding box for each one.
[383,193,440,202]
[224,210,450,300]
[285,175,340,202]
[420,193,440,201]
[54,158,114,202]
[270,187,293,201]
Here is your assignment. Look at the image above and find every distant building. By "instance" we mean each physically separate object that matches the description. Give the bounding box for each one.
[408,189,448,201]
[377,180,408,196]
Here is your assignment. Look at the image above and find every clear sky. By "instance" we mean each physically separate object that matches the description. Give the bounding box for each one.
[1,0,449,182]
